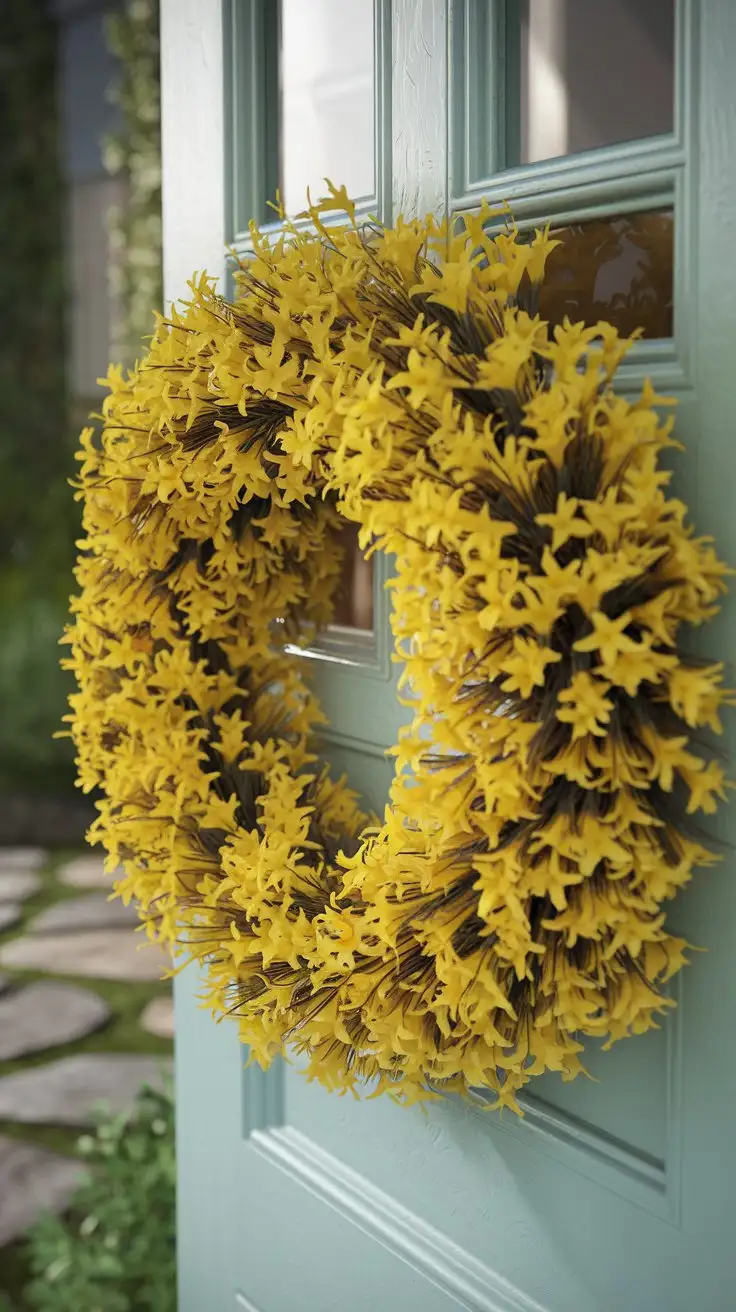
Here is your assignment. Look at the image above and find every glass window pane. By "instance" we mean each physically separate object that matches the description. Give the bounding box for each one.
[516,0,675,166]
[538,209,674,339]
[279,0,375,214]
[332,525,373,632]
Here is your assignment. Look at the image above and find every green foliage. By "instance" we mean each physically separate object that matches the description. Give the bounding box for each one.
[22,1084,176,1312]
[0,0,78,793]
[104,0,163,365]
[0,0,163,793]
[0,591,75,793]
[0,490,79,793]
[0,0,67,568]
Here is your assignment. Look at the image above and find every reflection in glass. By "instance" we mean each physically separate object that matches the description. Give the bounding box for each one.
[279,0,375,215]
[538,210,674,340]
[332,524,373,632]
[516,0,675,165]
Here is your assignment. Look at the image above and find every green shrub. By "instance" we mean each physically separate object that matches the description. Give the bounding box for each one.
[22,1083,176,1312]
[104,0,162,366]
[0,581,75,794]
[0,0,76,794]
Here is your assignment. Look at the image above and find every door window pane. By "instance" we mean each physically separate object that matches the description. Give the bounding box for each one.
[279,0,375,214]
[516,0,675,166]
[332,525,373,632]
[538,209,674,339]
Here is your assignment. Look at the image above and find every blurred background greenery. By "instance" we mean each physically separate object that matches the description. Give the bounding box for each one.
[0,0,161,826]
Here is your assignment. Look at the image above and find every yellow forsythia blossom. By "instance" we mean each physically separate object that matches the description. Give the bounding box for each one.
[64,187,732,1111]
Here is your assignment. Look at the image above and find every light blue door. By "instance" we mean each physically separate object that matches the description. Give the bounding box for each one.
[164,3,736,1308]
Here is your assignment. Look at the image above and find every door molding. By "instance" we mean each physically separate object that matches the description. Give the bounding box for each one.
[249,1124,550,1312]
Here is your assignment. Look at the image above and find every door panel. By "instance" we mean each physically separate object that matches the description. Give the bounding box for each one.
[168,2,736,1308]
[525,1017,672,1164]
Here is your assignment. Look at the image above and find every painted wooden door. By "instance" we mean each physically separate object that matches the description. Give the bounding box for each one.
[167,3,736,1309]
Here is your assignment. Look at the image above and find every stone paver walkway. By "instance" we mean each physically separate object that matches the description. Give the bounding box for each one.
[0,1053,173,1128]
[0,1136,83,1248]
[0,847,174,1253]
[0,850,45,872]
[0,905,20,935]
[57,854,119,890]
[0,872,42,903]
[0,982,110,1062]
[0,928,170,982]
[140,994,175,1040]
[28,890,138,935]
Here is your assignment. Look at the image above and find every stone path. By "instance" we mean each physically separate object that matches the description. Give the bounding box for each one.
[0,871,42,903]
[140,994,175,1040]
[0,848,175,1257]
[0,982,110,1062]
[0,1136,82,1247]
[0,850,45,872]
[28,891,138,936]
[0,1053,172,1128]
[57,854,119,890]
[0,928,170,982]
[0,904,20,935]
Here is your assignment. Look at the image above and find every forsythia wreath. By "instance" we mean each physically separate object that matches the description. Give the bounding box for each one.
[65,188,731,1111]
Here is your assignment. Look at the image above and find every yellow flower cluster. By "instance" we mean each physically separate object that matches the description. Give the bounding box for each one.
[65,186,731,1110]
